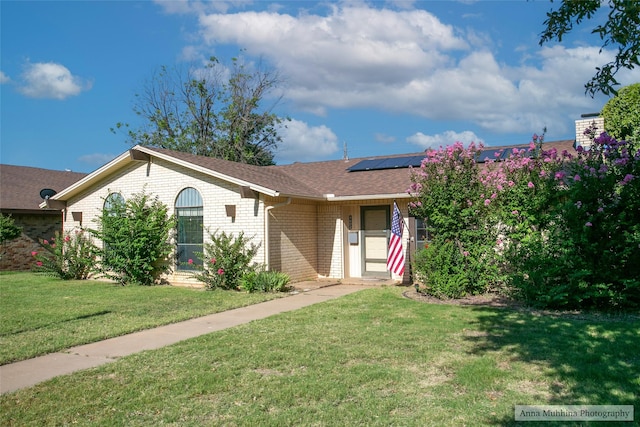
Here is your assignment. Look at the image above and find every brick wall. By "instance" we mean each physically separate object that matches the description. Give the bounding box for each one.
[317,204,343,278]
[62,158,266,283]
[267,200,318,282]
[575,116,604,149]
[0,213,62,271]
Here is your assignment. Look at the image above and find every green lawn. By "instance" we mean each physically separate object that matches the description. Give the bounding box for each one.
[0,272,284,364]
[1,285,638,426]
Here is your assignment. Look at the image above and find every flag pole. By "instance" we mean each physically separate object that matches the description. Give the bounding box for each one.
[394,199,414,285]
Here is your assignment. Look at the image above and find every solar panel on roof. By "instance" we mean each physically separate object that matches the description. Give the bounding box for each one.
[376,157,408,169]
[349,146,539,169]
[347,155,426,172]
[347,159,385,172]
[476,148,506,163]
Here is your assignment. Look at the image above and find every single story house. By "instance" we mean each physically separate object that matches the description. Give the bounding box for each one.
[0,164,87,270]
[40,139,577,285]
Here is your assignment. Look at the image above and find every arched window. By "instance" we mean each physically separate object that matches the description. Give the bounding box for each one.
[104,192,125,214]
[102,192,124,262]
[175,188,203,270]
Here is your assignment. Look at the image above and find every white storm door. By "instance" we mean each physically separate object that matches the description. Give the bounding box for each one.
[361,206,390,277]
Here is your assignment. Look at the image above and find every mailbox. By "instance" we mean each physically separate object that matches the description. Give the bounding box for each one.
[348,231,359,245]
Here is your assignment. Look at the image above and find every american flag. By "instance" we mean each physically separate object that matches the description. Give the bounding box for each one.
[387,202,405,276]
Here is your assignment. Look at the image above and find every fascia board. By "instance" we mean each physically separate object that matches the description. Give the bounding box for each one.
[323,193,411,202]
[133,146,280,197]
[44,151,132,203]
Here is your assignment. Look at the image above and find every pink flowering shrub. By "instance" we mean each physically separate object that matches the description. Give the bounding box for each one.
[408,141,503,297]
[193,229,261,290]
[409,129,639,309]
[509,130,640,308]
[32,230,97,280]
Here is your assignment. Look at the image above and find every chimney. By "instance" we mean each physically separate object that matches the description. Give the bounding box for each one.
[575,113,604,150]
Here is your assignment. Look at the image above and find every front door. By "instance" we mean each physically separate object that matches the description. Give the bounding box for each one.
[361,206,390,277]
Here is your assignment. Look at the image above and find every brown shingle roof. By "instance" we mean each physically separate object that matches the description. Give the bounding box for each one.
[149,140,578,200]
[146,147,324,198]
[43,140,579,204]
[0,165,87,212]
[271,153,424,198]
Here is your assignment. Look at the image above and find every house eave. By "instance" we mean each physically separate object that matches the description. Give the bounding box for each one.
[41,151,132,204]
[133,146,281,198]
[2,208,62,215]
[323,193,411,202]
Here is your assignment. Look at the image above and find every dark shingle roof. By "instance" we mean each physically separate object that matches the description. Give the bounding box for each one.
[35,140,579,204]
[146,147,422,198]
[272,153,425,198]
[0,165,87,212]
[146,147,324,198]
[149,140,578,200]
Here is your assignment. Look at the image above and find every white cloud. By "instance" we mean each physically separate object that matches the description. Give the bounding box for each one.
[179,45,206,62]
[0,71,10,84]
[169,3,626,136]
[407,130,483,149]
[197,5,467,103]
[374,133,397,143]
[18,62,91,100]
[154,0,248,15]
[78,152,118,166]
[275,119,339,163]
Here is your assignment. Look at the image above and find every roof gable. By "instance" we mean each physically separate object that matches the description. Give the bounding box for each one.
[43,140,578,204]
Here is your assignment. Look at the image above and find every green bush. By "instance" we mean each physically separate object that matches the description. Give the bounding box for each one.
[505,132,640,309]
[0,213,22,244]
[409,130,640,310]
[0,213,22,262]
[240,270,290,293]
[414,241,471,299]
[193,229,261,290]
[31,230,97,280]
[602,83,640,143]
[408,142,507,297]
[90,190,176,286]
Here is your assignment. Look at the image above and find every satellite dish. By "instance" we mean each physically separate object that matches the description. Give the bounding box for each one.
[39,188,57,200]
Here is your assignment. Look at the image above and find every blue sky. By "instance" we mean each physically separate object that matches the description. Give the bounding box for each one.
[2,0,638,173]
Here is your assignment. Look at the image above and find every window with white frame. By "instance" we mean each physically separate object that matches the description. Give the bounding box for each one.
[175,188,203,270]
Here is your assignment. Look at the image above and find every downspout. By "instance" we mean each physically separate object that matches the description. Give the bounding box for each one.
[264,197,292,271]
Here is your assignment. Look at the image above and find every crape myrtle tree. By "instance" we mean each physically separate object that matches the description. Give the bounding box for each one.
[407,142,503,298]
[507,130,640,309]
[113,55,288,166]
[539,0,640,96]
[409,131,640,309]
[90,190,176,286]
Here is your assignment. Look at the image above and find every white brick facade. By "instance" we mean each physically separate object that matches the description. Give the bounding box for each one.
[63,158,266,283]
[317,204,344,278]
[52,147,413,285]
[575,116,604,149]
[267,199,318,282]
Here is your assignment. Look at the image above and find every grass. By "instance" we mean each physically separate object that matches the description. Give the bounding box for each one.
[0,272,284,364]
[1,285,638,426]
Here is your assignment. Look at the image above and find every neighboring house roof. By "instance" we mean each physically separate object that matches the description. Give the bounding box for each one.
[0,164,87,214]
[43,140,578,205]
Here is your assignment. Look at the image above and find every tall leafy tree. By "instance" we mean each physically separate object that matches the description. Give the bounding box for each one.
[539,0,640,97]
[601,83,640,142]
[114,56,287,166]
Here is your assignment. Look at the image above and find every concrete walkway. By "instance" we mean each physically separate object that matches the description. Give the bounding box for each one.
[1,283,371,395]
